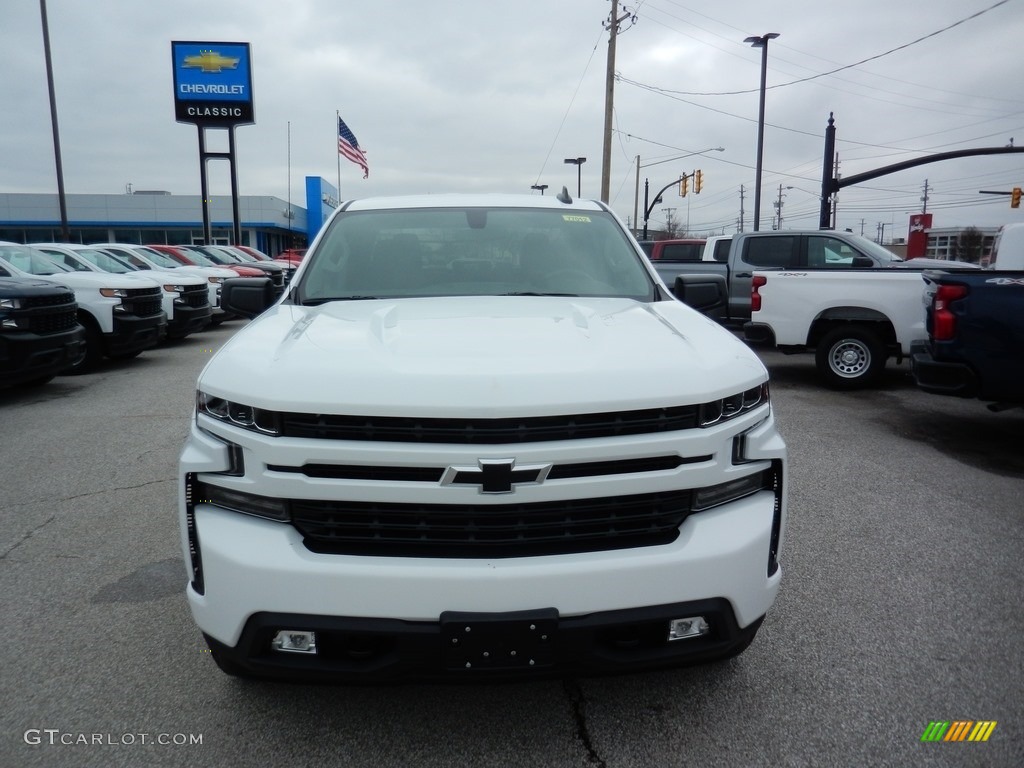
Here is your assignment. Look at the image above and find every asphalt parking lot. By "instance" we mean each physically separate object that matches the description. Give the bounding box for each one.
[1,322,1021,767]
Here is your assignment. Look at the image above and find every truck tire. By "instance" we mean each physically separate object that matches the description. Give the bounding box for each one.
[815,325,887,389]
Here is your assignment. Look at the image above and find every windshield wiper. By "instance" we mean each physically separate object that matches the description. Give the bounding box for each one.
[302,296,382,305]
[501,291,579,297]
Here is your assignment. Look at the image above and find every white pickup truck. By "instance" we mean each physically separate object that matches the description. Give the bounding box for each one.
[743,239,985,388]
[0,242,166,373]
[180,193,788,682]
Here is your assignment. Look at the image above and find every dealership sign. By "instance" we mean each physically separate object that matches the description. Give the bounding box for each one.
[171,41,254,125]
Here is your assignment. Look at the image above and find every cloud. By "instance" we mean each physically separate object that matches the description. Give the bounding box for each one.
[1,0,1021,235]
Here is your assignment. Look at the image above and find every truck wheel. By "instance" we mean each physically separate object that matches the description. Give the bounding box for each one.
[66,322,103,375]
[816,325,887,389]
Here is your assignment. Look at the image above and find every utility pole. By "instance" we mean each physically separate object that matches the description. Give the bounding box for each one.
[601,2,633,203]
[663,207,677,237]
[738,185,746,232]
[921,178,930,214]
[773,184,786,230]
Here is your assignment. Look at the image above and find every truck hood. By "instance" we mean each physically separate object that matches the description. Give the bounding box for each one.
[38,272,159,290]
[200,297,767,415]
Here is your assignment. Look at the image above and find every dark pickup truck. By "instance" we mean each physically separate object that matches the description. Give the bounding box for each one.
[911,269,1024,409]
[0,277,86,387]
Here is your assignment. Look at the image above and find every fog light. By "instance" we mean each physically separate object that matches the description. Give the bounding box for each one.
[271,630,317,654]
[667,617,710,641]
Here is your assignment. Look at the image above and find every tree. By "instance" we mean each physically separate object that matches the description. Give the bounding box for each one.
[955,227,984,263]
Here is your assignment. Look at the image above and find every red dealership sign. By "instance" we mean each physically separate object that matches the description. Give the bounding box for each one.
[907,213,932,259]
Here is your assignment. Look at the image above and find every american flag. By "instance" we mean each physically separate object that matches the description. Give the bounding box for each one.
[338,116,369,178]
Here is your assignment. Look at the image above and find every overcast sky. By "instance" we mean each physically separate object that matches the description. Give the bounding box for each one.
[3,0,1023,240]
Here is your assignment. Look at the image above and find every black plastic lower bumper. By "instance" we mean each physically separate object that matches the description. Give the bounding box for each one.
[204,599,764,683]
[910,340,978,398]
[0,326,86,386]
[743,322,775,346]
[104,314,167,356]
[167,305,213,339]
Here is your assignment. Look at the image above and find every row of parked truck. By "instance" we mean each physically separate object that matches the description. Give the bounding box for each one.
[0,241,292,388]
[644,224,1024,409]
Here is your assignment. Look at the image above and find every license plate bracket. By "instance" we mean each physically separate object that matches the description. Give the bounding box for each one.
[440,608,558,672]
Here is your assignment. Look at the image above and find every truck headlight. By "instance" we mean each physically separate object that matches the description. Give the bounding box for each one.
[99,288,129,298]
[163,284,186,293]
[699,383,769,427]
[0,297,22,309]
[197,391,281,435]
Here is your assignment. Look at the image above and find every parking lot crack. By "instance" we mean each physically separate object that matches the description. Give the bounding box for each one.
[563,677,607,767]
[0,515,56,560]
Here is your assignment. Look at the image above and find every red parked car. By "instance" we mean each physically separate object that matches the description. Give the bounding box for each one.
[148,245,265,278]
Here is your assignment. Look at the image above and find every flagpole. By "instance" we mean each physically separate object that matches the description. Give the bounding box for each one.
[336,110,341,198]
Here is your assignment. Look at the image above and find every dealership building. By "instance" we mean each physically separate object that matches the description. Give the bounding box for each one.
[0,176,339,256]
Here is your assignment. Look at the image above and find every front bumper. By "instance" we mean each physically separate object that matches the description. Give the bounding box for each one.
[167,304,213,339]
[204,601,764,682]
[0,326,86,385]
[104,314,167,356]
[184,487,781,680]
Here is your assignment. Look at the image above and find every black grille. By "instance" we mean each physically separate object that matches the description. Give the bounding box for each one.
[281,406,700,444]
[268,454,708,483]
[26,307,78,334]
[122,287,163,317]
[181,285,210,307]
[23,292,74,308]
[291,489,693,558]
[270,272,284,287]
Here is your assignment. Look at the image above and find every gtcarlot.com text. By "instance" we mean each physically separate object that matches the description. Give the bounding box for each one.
[24,729,203,746]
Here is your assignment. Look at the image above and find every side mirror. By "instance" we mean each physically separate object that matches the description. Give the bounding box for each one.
[220,277,276,319]
[673,274,727,316]
[851,255,874,268]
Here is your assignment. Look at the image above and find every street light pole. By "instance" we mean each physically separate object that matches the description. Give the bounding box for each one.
[745,32,779,232]
[564,157,586,197]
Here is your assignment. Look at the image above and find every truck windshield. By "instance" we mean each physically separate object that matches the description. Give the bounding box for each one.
[849,235,904,264]
[0,245,72,276]
[297,207,655,303]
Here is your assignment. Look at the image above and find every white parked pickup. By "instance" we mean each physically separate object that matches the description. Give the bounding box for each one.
[180,192,788,682]
[743,253,984,389]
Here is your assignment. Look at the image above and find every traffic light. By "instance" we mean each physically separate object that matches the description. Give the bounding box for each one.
[695,169,703,194]
[1012,186,1022,209]
[679,175,688,197]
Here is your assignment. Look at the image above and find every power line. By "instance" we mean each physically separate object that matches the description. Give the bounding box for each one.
[625,0,1012,97]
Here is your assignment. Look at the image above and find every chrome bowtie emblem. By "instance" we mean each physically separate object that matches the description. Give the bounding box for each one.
[441,458,551,494]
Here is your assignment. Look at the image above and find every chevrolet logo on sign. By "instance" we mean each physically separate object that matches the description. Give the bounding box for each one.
[442,459,551,494]
[183,50,240,73]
